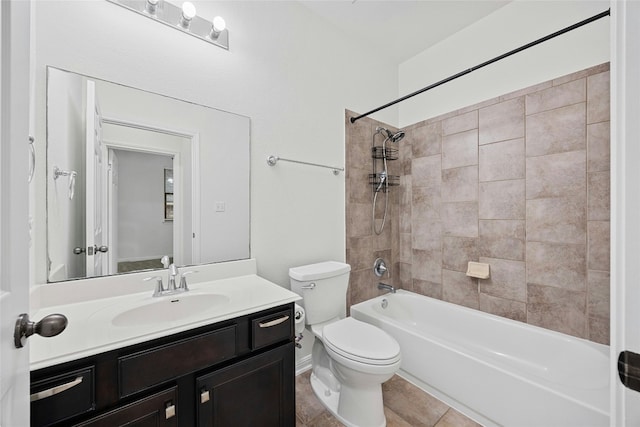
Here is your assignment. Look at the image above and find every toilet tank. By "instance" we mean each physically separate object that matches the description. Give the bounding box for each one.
[289,261,351,325]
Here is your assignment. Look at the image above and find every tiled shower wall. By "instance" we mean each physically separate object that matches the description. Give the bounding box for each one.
[345,63,610,344]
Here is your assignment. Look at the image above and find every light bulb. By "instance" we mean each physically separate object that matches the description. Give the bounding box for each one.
[145,0,159,15]
[209,16,226,39]
[179,2,196,28]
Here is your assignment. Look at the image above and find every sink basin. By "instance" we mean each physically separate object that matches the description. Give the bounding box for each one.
[112,294,230,327]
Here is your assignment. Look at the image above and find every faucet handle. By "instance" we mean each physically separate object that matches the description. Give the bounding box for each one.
[144,276,165,297]
[179,270,198,291]
[160,255,170,269]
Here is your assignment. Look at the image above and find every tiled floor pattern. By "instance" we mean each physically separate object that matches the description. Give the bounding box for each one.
[296,370,482,427]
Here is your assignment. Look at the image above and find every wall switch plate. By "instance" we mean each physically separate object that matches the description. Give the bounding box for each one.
[215,202,226,212]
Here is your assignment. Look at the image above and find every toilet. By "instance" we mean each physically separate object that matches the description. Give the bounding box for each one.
[290,261,401,427]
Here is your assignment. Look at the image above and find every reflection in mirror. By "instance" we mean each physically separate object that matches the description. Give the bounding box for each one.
[46,67,250,282]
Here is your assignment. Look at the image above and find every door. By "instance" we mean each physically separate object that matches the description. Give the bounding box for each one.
[196,343,295,427]
[0,0,31,424]
[85,80,108,277]
[612,0,640,425]
[108,149,119,274]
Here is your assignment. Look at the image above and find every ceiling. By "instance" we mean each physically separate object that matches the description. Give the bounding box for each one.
[298,0,512,64]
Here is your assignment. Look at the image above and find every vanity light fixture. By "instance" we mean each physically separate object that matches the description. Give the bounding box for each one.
[145,0,158,15]
[107,0,229,50]
[209,16,225,40]
[179,2,196,29]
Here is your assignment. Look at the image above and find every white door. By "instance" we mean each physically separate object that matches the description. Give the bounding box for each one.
[85,80,108,277]
[612,1,640,425]
[108,149,119,275]
[0,0,31,424]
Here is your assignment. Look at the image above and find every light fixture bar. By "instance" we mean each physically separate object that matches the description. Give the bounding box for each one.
[107,0,229,50]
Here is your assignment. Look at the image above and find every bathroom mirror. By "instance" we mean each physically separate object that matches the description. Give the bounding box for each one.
[46,67,250,282]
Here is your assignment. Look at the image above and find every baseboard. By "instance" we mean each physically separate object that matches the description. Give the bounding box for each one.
[295,354,312,376]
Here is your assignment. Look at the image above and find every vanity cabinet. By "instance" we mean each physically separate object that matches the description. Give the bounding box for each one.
[30,303,295,427]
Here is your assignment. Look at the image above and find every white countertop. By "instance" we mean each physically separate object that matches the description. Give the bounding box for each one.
[30,263,301,371]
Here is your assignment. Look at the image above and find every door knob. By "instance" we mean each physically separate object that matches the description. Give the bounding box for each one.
[14,313,68,348]
[95,245,108,253]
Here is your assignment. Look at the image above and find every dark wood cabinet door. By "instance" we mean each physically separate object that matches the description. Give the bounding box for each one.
[196,343,295,427]
[74,387,178,427]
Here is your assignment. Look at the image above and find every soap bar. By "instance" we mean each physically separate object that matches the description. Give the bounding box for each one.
[466,262,490,279]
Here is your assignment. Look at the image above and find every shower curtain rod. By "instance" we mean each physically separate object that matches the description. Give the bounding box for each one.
[350,8,610,124]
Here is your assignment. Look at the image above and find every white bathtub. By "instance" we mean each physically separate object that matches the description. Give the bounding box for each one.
[350,290,609,427]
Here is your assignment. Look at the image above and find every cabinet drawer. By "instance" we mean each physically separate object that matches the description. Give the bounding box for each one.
[119,325,236,397]
[31,366,95,427]
[251,308,293,350]
[74,387,177,427]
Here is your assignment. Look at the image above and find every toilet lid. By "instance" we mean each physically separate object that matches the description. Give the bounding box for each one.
[323,318,400,365]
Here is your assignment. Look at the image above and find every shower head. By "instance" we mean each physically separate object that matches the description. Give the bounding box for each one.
[376,126,405,143]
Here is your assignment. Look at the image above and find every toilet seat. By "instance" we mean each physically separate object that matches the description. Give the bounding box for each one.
[323,317,400,366]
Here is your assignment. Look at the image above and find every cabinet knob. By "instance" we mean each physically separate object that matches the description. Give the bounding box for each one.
[201,389,210,403]
[165,403,176,419]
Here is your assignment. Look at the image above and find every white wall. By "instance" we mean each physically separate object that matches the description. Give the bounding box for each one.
[31,0,399,288]
[398,0,610,126]
[115,150,173,263]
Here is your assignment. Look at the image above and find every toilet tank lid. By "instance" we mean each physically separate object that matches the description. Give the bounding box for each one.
[289,261,351,281]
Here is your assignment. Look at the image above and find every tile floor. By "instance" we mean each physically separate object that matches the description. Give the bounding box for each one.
[295,370,483,427]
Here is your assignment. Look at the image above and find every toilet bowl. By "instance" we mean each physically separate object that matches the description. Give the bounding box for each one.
[290,261,401,427]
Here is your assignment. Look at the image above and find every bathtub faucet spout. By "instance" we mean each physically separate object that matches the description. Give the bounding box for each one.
[378,282,396,294]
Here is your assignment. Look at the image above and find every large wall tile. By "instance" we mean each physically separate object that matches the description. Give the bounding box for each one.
[347,170,372,204]
[525,103,586,157]
[443,237,478,272]
[587,71,610,124]
[412,186,441,222]
[442,202,478,237]
[526,151,586,199]
[412,155,441,188]
[526,242,586,291]
[442,110,477,136]
[346,236,373,271]
[412,279,442,300]
[478,257,526,302]
[589,316,609,345]
[412,219,442,251]
[588,171,610,220]
[527,284,587,338]
[442,129,478,170]
[479,138,525,182]
[442,166,478,203]
[587,121,610,172]
[479,180,525,220]
[478,97,524,145]
[442,269,479,309]
[588,221,610,271]
[399,233,412,264]
[479,293,526,322]
[588,270,610,320]
[525,78,585,115]
[526,196,587,245]
[412,249,442,284]
[478,220,525,261]
[411,122,442,158]
[346,202,372,237]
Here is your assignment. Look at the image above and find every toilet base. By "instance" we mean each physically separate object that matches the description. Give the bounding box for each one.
[310,372,386,427]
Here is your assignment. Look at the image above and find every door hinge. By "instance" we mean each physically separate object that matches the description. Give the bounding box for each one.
[618,350,640,392]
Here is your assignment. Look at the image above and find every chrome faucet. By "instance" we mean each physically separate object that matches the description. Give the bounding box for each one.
[167,263,178,291]
[145,256,195,297]
[378,282,396,294]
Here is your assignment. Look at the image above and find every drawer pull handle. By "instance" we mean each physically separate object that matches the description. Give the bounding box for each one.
[259,315,290,328]
[30,376,83,402]
[201,390,210,403]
